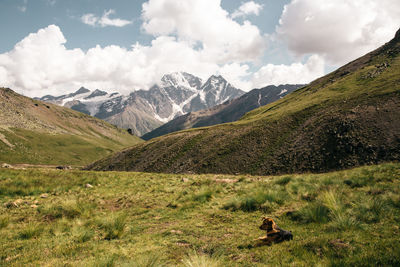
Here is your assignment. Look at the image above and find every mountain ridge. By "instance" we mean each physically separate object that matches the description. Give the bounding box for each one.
[0,87,142,165]
[38,72,244,135]
[86,28,400,175]
[142,84,304,140]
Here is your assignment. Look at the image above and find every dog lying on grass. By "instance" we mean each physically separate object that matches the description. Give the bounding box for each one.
[256,217,293,245]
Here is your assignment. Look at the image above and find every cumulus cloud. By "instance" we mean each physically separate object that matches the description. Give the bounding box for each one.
[8,0,399,97]
[81,9,132,27]
[218,63,252,90]
[0,25,223,96]
[251,55,325,88]
[232,1,263,18]
[141,0,266,63]
[0,23,324,96]
[277,0,400,65]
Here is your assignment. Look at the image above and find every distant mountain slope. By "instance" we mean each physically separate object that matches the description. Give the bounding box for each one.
[87,28,400,175]
[39,73,244,136]
[142,84,304,140]
[0,88,142,165]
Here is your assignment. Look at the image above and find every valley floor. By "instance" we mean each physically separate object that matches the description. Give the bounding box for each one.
[1,163,400,266]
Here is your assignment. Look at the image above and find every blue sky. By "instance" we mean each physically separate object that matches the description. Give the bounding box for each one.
[0,0,288,53]
[0,0,399,97]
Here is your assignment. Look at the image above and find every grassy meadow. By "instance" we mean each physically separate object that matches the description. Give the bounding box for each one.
[1,163,400,266]
[0,128,139,166]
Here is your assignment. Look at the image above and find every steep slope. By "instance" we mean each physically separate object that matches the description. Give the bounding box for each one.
[142,84,304,140]
[0,88,142,165]
[87,28,400,175]
[38,73,244,136]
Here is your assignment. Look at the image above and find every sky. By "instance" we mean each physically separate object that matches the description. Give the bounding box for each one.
[0,0,399,97]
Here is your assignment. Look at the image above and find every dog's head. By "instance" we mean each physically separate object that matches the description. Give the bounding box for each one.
[259,217,277,232]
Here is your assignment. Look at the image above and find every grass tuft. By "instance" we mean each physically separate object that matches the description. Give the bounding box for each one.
[38,199,89,221]
[275,176,292,186]
[192,188,213,203]
[223,189,287,212]
[128,253,168,267]
[289,203,330,223]
[18,223,44,239]
[98,214,127,240]
[0,216,9,229]
[353,196,390,223]
[182,251,223,267]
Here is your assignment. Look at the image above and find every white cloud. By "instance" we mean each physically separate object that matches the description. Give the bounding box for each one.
[9,1,400,97]
[251,55,325,88]
[277,0,400,65]
[218,63,252,90]
[81,14,97,26]
[18,0,28,12]
[141,0,266,64]
[0,0,269,97]
[232,1,263,18]
[18,6,27,12]
[81,9,132,27]
[0,25,222,97]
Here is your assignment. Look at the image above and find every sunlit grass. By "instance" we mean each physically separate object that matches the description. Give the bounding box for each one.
[1,163,400,266]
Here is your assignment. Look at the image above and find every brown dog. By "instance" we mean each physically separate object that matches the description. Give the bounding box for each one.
[256,217,293,245]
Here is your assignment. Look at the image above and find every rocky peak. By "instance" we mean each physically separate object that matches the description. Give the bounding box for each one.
[161,72,202,91]
[202,75,228,92]
[73,87,90,95]
[84,89,107,99]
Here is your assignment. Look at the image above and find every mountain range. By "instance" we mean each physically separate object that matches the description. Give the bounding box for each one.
[142,84,304,140]
[87,28,400,175]
[38,73,244,136]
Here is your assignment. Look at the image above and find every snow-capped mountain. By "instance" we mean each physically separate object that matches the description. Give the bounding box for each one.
[142,84,304,140]
[37,72,244,136]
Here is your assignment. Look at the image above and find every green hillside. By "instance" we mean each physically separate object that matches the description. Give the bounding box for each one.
[0,88,142,165]
[87,29,400,175]
[1,163,399,266]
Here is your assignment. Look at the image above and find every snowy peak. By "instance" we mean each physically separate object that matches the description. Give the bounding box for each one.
[38,72,245,136]
[199,74,244,107]
[161,72,202,92]
[209,75,226,83]
[38,88,122,117]
[202,75,228,92]
[71,87,90,97]
[85,89,107,99]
